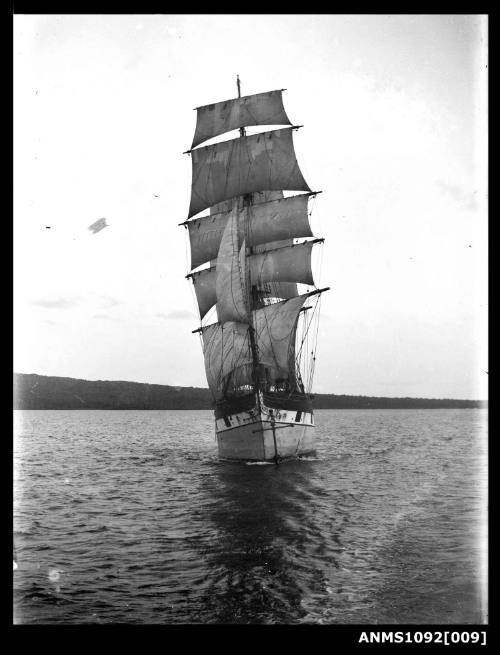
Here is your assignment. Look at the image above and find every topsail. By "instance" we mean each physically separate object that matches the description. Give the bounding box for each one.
[188,127,311,218]
[192,90,291,149]
[187,192,313,270]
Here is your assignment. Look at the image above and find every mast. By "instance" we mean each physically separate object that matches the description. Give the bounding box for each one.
[236,74,245,137]
[237,74,261,401]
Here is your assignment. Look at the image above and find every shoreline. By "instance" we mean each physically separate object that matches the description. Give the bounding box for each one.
[14,373,486,411]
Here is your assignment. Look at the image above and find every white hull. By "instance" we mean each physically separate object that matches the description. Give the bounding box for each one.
[215,398,315,462]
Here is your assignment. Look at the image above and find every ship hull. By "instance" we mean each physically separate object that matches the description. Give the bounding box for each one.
[215,397,315,462]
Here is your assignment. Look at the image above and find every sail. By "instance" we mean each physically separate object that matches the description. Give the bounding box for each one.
[201,293,316,396]
[191,266,217,319]
[253,239,292,252]
[188,128,311,218]
[191,273,298,319]
[191,240,299,319]
[253,240,298,300]
[209,191,282,217]
[251,191,284,204]
[192,90,291,149]
[215,209,248,324]
[202,321,252,399]
[188,214,228,271]
[253,295,309,381]
[187,193,312,270]
[257,281,298,300]
[249,240,315,287]
[210,198,234,215]
[246,193,313,249]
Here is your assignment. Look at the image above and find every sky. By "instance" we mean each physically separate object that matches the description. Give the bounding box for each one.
[13,14,488,399]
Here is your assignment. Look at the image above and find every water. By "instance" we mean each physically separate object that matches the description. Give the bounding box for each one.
[13,409,487,624]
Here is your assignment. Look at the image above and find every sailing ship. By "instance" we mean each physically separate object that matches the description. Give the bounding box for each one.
[182,77,329,462]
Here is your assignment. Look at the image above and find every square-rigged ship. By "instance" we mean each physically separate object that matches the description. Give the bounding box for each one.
[182,77,329,462]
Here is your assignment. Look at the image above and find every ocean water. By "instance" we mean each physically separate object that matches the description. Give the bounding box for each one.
[13,409,487,624]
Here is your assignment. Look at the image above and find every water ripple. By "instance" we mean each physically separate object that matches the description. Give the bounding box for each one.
[13,408,487,624]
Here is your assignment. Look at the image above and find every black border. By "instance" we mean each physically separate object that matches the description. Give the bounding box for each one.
[9,7,491,643]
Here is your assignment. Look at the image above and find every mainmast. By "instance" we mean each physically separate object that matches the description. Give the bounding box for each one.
[236,74,261,400]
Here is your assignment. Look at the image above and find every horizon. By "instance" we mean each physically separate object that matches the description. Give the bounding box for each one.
[14,15,488,400]
[13,371,487,402]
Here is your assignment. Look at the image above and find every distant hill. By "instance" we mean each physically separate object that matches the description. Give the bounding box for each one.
[13,373,486,410]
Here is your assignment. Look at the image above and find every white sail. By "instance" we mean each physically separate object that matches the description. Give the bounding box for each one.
[209,191,282,217]
[191,266,217,319]
[188,128,311,218]
[246,193,312,249]
[253,239,292,252]
[253,240,298,299]
[215,208,248,324]
[210,198,235,215]
[191,240,300,319]
[253,295,309,380]
[187,193,312,270]
[192,90,291,149]
[250,191,284,204]
[257,281,299,300]
[249,241,315,287]
[201,293,313,397]
[202,321,252,399]
[188,214,228,271]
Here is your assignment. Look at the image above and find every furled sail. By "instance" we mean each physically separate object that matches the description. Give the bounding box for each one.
[188,128,311,218]
[187,193,312,270]
[249,240,315,287]
[192,90,291,149]
[215,209,248,324]
[202,321,252,399]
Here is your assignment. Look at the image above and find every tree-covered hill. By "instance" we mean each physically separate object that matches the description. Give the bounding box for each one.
[13,373,486,410]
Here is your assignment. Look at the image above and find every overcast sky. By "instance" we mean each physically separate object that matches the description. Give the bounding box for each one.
[14,14,488,399]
